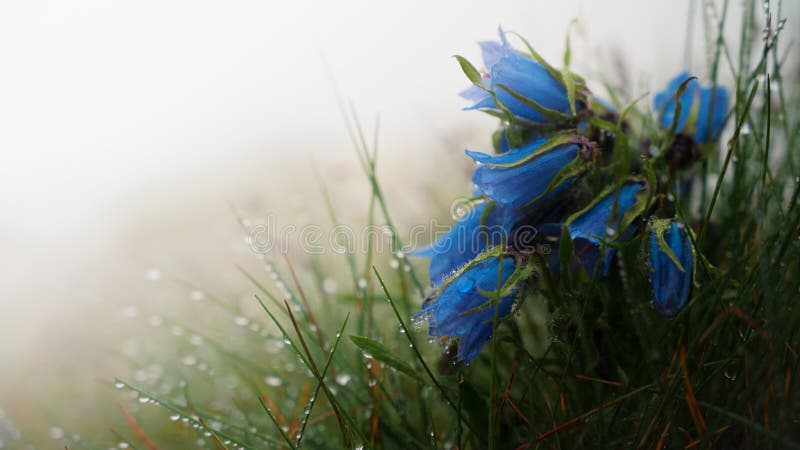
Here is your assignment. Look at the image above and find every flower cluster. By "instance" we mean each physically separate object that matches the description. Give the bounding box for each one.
[413,28,729,363]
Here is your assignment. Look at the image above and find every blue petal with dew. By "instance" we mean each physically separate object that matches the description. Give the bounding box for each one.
[411,203,510,287]
[415,257,517,362]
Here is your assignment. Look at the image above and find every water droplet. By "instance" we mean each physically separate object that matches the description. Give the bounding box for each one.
[265,376,282,387]
[114,381,124,389]
[322,277,338,294]
[121,338,139,357]
[48,427,65,440]
[357,278,368,289]
[181,355,197,366]
[335,374,351,386]
[389,259,400,270]
[145,268,161,281]
[724,361,739,381]
[456,278,475,294]
[118,443,130,449]
[121,305,138,318]
[234,316,249,327]
[169,414,180,421]
[190,290,205,301]
[741,123,752,135]
[189,335,204,346]
[170,325,184,336]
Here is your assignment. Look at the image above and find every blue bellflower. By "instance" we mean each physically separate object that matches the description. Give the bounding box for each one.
[412,202,509,287]
[466,137,582,212]
[653,72,729,144]
[415,257,517,362]
[648,220,694,317]
[545,182,645,275]
[460,28,575,123]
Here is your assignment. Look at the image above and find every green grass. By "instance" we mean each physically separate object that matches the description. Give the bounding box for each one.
[2,1,799,449]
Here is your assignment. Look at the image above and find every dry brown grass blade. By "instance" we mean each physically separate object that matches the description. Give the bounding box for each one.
[679,345,707,438]
[117,403,158,450]
[574,374,624,387]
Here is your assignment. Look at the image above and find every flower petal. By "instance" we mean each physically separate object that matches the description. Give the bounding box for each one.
[653,72,699,133]
[467,138,580,211]
[694,86,729,143]
[415,256,517,362]
[567,182,644,244]
[411,203,509,287]
[648,220,694,317]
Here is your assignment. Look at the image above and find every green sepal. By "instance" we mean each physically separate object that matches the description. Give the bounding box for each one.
[667,76,697,134]
[562,69,578,116]
[477,131,578,169]
[562,178,652,244]
[505,30,564,84]
[453,55,523,147]
[561,19,578,115]
[466,262,533,310]
[516,156,587,212]
[431,246,506,294]
[495,83,576,123]
[454,54,484,85]
[649,218,686,272]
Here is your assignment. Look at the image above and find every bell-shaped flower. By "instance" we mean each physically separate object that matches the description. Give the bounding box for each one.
[545,182,646,275]
[460,27,582,124]
[414,256,517,362]
[653,72,729,144]
[647,219,694,317]
[412,202,510,287]
[466,134,586,213]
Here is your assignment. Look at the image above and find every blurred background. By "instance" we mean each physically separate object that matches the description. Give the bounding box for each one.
[0,0,796,432]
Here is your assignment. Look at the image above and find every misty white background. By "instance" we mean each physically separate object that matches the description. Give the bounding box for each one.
[0,0,792,389]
